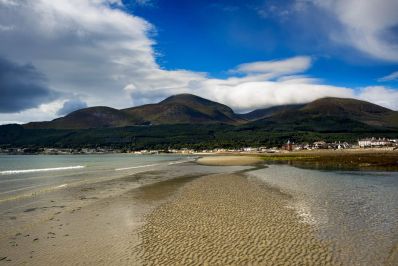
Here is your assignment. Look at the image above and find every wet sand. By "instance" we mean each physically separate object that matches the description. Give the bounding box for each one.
[136,172,338,265]
[197,155,262,166]
[0,163,250,265]
[0,172,156,265]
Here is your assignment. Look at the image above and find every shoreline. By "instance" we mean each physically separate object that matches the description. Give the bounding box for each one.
[195,151,398,171]
[1,147,397,156]
[194,150,398,171]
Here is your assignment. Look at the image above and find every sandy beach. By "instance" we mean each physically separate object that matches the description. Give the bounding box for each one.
[0,159,251,265]
[136,171,337,265]
[2,155,397,265]
[196,155,263,166]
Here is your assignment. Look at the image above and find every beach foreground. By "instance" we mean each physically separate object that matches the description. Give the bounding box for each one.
[1,155,397,265]
[135,172,337,265]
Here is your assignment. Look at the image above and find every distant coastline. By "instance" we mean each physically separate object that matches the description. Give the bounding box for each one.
[2,148,397,171]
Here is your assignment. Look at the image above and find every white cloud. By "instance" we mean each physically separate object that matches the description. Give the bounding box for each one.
[57,99,88,115]
[312,0,398,62]
[356,86,398,110]
[233,56,311,76]
[0,0,398,125]
[121,58,355,112]
[199,80,354,112]
[0,101,66,125]
[0,0,156,107]
[378,71,398,82]
[0,121,24,125]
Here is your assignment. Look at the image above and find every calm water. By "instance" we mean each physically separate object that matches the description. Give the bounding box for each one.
[250,164,398,265]
[0,154,189,202]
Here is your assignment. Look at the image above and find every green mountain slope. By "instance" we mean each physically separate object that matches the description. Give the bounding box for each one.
[249,97,398,131]
[24,107,145,129]
[240,104,305,121]
[9,94,398,135]
[25,94,247,129]
[123,94,246,125]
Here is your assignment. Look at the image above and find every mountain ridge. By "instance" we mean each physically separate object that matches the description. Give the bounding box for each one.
[122,94,246,125]
[21,94,398,130]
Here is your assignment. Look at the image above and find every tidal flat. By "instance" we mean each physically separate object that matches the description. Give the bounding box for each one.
[0,154,397,265]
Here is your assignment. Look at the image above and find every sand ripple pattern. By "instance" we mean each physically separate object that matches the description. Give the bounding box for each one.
[136,173,338,265]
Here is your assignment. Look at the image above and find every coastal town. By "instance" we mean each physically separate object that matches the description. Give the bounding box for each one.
[1,137,397,155]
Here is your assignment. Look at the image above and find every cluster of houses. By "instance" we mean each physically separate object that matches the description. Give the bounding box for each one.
[358,138,398,148]
[281,138,398,151]
[133,147,273,154]
[282,140,351,151]
[142,138,398,154]
[1,137,397,155]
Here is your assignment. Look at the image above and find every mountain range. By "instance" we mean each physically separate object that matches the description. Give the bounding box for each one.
[24,93,398,131]
[2,94,398,149]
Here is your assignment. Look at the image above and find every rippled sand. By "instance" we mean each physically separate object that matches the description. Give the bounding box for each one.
[196,156,262,166]
[0,163,248,265]
[136,173,338,265]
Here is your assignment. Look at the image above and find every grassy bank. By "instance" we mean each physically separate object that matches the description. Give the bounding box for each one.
[260,150,398,171]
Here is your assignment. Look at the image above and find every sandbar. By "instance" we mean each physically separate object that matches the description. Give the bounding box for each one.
[136,173,337,265]
[196,155,263,166]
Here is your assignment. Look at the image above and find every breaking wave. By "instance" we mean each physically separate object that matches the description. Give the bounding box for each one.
[0,165,85,175]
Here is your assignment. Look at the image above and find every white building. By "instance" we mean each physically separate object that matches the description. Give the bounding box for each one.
[358,138,392,148]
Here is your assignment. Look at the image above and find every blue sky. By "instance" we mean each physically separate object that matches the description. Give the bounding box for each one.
[128,0,398,87]
[0,0,398,123]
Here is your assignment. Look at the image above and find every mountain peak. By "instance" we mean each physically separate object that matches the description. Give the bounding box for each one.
[302,97,391,115]
[126,93,245,125]
[160,93,219,105]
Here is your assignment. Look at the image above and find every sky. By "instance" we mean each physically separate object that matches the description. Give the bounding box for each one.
[0,0,398,124]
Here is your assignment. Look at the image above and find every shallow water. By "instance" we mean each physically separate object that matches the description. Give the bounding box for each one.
[0,154,190,201]
[249,164,398,265]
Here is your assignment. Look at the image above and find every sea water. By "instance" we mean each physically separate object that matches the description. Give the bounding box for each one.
[250,164,398,265]
[0,154,188,201]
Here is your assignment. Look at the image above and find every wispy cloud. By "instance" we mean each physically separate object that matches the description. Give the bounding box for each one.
[134,0,155,7]
[378,71,398,82]
[311,0,398,62]
[255,0,398,62]
[233,56,311,76]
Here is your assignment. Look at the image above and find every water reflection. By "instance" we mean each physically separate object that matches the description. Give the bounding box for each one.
[249,164,398,265]
[267,159,398,172]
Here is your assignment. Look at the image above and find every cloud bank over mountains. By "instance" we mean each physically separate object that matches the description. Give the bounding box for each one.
[0,0,397,124]
[57,99,88,116]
